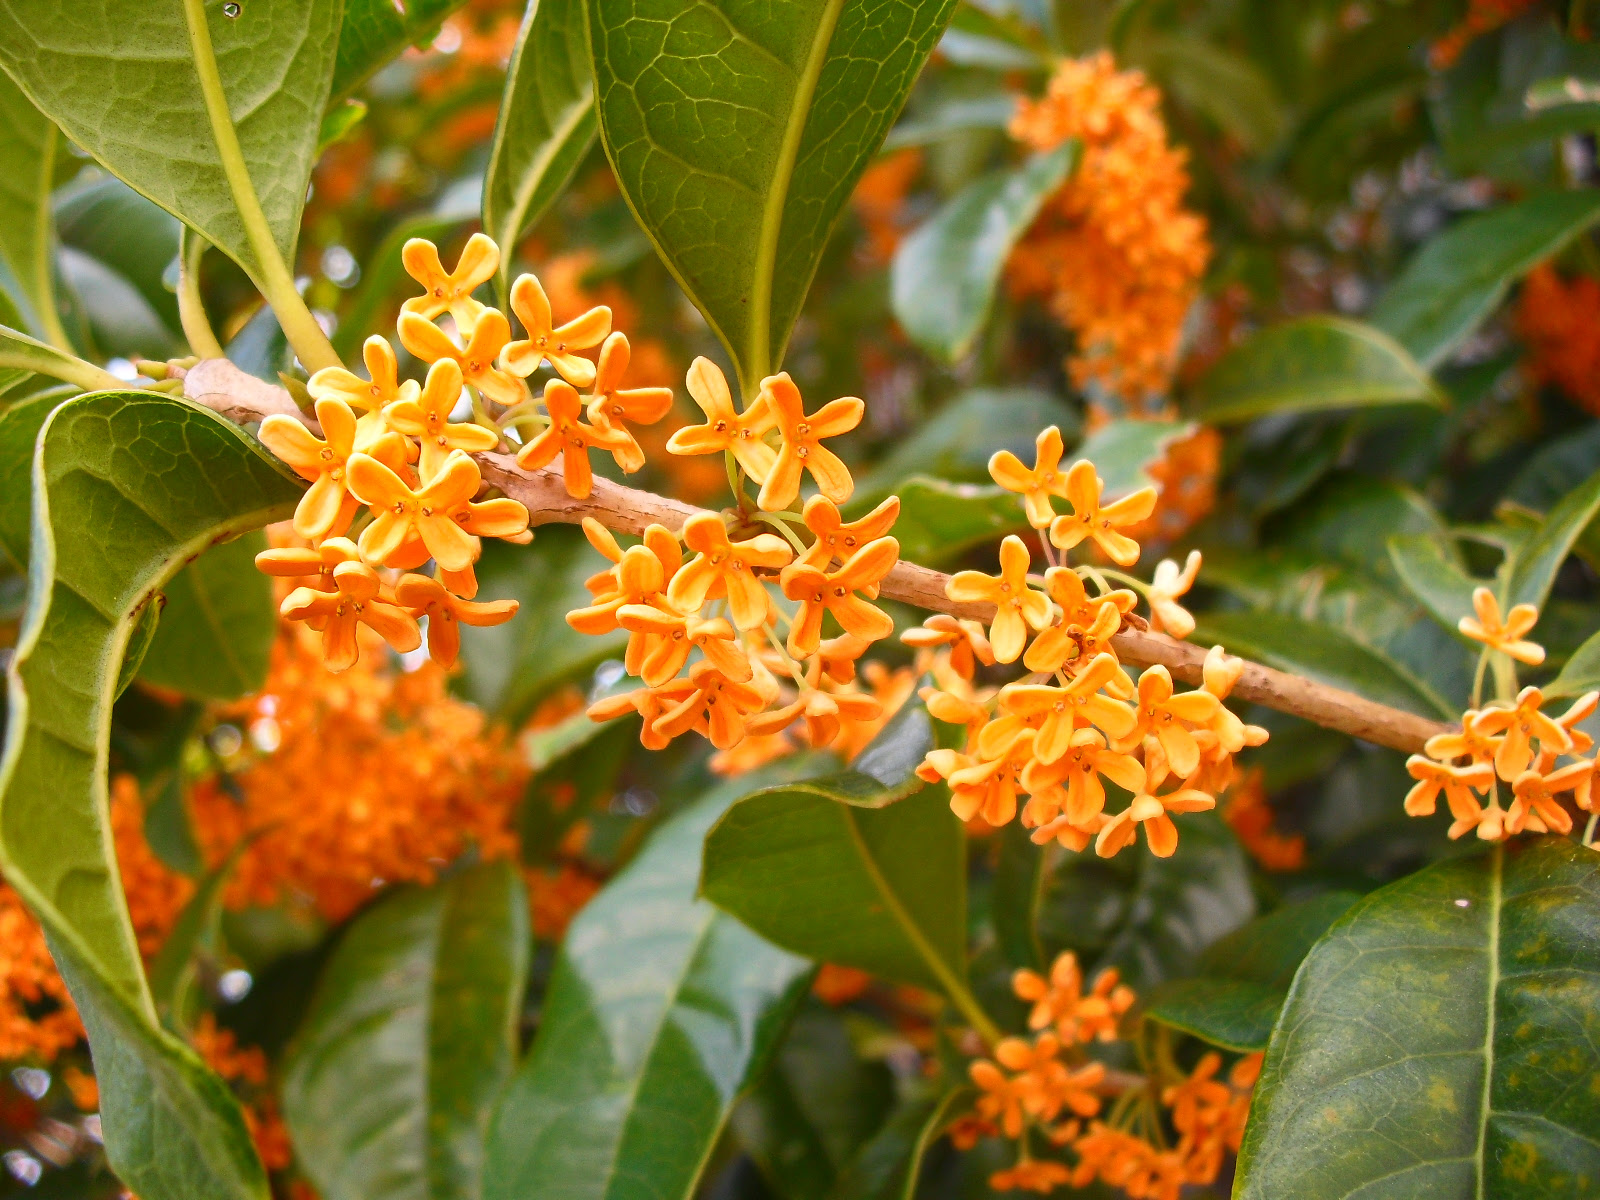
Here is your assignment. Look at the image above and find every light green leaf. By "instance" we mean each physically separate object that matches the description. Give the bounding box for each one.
[0,71,63,345]
[883,95,1018,151]
[56,174,184,337]
[1192,610,1456,720]
[827,1087,972,1200]
[483,0,597,289]
[588,0,960,392]
[1187,316,1441,424]
[701,705,968,997]
[874,478,1026,568]
[1236,839,1600,1199]
[1388,532,1482,638]
[0,392,59,570]
[283,862,530,1200]
[1075,416,1191,496]
[1548,629,1600,699]
[1,391,300,1198]
[333,0,468,103]
[482,775,813,1200]
[0,0,341,279]
[890,144,1077,362]
[1505,466,1600,613]
[0,323,120,392]
[148,844,248,1030]
[1370,190,1600,369]
[1142,892,1360,1052]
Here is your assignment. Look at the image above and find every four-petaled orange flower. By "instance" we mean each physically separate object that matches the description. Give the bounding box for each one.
[989,425,1070,528]
[989,656,1138,762]
[757,372,863,512]
[1403,757,1494,823]
[651,660,773,749]
[780,537,900,657]
[796,494,901,572]
[1048,460,1157,566]
[1023,579,1133,675]
[1147,550,1201,638]
[1507,762,1591,835]
[746,686,883,750]
[947,535,1051,663]
[394,573,519,667]
[583,332,674,471]
[383,358,499,481]
[587,681,698,751]
[902,614,995,679]
[946,730,1036,827]
[667,512,793,629]
[346,448,486,571]
[1458,586,1545,665]
[1472,686,1571,779]
[1119,665,1222,778]
[515,379,636,498]
[501,272,613,388]
[1096,783,1215,858]
[280,551,420,672]
[666,357,777,480]
[399,308,526,408]
[401,233,499,333]
[259,398,406,540]
[307,334,420,420]
[1021,727,1146,826]
[615,605,752,688]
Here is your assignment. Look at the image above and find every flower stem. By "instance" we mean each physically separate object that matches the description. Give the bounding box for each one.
[177,228,225,359]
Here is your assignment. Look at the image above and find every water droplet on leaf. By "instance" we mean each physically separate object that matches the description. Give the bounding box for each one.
[222,1,241,16]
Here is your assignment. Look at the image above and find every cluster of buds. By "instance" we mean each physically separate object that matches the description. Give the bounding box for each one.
[1405,588,1598,842]
[957,951,1259,1197]
[912,427,1266,859]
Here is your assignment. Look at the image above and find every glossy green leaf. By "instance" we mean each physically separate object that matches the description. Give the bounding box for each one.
[56,174,184,337]
[1548,629,1600,698]
[283,861,529,1200]
[0,0,340,279]
[1370,190,1600,369]
[876,478,1027,568]
[859,389,1078,492]
[148,844,249,1030]
[1142,892,1360,1051]
[1388,533,1481,637]
[332,0,468,102]
[890,144,1077,362]
[483,0,597,287]
[1187,316,1441,424]
[882,95,1018,151]
[0,324,120,392]
[0,71,61,342]
[482,776,812,1200]
[828,1087,972,1200]
[991,821,1044,972]
[1,391,300,1199]
[1237,839,1600,1199]
[1192,611,1455,720]
[588,0,960,392]
[702,705,968,996]
[1505,465,1600,613]
[0,392,59,570]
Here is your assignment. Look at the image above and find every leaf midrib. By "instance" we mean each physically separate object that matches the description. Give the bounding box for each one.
[1472,844,1502,1200]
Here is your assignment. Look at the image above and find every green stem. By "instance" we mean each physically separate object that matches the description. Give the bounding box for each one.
[181,0,339,373]
[0,348,119,393]
[1471,646,1490,710]
[31,125,70,353]
[177,229,225,359]
[753,511,807,554]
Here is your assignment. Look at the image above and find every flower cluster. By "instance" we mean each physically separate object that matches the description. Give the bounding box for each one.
[957,951,1259,1197]
[913,429,1265,859]
[1517,262,1600,417]
[1404,588,1598,842]
[1008,53,1210,411]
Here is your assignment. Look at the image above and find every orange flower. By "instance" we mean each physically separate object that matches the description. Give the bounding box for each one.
[347,448,505,571]
[1458,587,1545,665]
[1517,263,1600,414]
[588,681,698,751]
[1014,955,1135,1044]
[795,494,900,572]
[1222,770,1304,872]
[1403,756,1495,822]
[394,573,518,667]
[1508,762,1591,836]
[1012,951,1083,1032]
[665,356,777,480]
[987,654,1137,760]
[667,512,793,629]
[1096,783,1215,858]
[1021,727,1146,827]
[502,271,612,388]
[651,660,772,749]
[281,553,421,672]
[1119,666,1221,779]
[401,232,499,332]
[398,308,526,408]
[1472,687,1571,779]
[946,730,1036,827]
[1163,1052,1232,1138]
[757,372,863,511]
[616,606,753,687]
[989,426,1070,528]
[383,357,500,481]
[902,614,995,679]
[255,538,356,594]
[259,398,398,540]
[1147,550,1201,638]
[307,334,420,418]
[746,685,883,750]
[583,331,674,470]
[1423,713,1503,768]
[947,535,1051,663]
[780,537,900,657]
[971,1053,1031,1138]
[1048,460,1156,566]
[515,378,636,498]
[989,1159,1073,1193]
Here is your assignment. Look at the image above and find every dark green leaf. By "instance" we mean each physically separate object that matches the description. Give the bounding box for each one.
[0,391,59,570]
[283,862,530,1200]
[588,0,960,392]
[55,174,184,335]
[1505,466,1600,613]
[332,0,469,104]
[1388,533,1482,638]
[2,392,300,1199]
[990,821,1044,972]
[883,95,1018,151]
[890,145,1077,363]
[482,777,812,1200]
[1370,191,1600,369]
[857,388,1078,493]
[0,71,61,342]
[1142,892,1360,1051]
[482,0,597,288]
[1547,629,1600,699]
[0,0,340,278]
[874,478,1026,568]
[827,1087,971,1200]
[1237,839,1600,1199]
[1136,35,1285,151]
[1187,317,1441,424]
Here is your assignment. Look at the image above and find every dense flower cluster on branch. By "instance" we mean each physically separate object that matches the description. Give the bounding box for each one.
[1517,262,1600,416]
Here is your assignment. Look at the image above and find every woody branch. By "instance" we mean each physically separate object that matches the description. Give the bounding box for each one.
[181,357,1450,755]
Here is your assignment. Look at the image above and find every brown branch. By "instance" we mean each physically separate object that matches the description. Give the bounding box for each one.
[181,359,1451,754]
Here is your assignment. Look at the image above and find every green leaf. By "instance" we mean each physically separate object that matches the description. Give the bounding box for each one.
[0,391,59,570]
[482,777,813,1200]
[875,478,1027,568]
[1,391,300,1199]
[701,705,968,996]
[890,144,1077,363]
[283,861,530,1200]
[0,323,120,392]
[135,532,277,701]
[1236,839,1600,1199]
[148,843,249,1030]
[482,0,597,288]
[990,821,1044,972]
[827,1087,972,1200]
[1136,35,1285,152]
[56,175,184,337]
[0,71,62,343]
[333,0,468,103]
[1187,316,1441,424]
[0,0,341,279]
[588,0,960,392]
[1388,533,1482,638]
[1370,190,1600,369]
[1505,466,1600,613]
[1191,611,1456,721]
[1142,892,1360,1052]
[882,94,1018,151]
